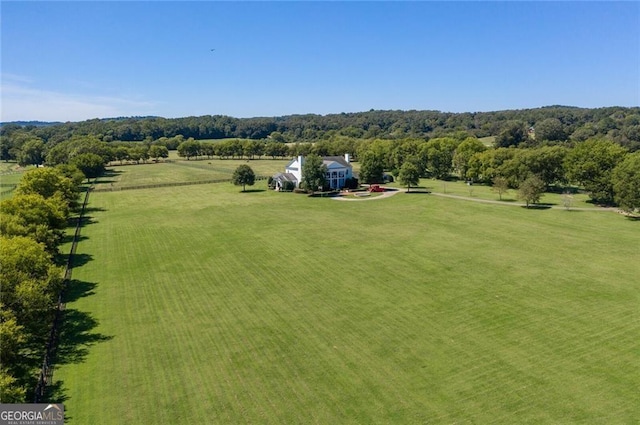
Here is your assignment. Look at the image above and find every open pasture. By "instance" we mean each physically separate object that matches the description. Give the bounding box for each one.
[101,158,288,189]
[52,172,639,424]
[411,178,598,209]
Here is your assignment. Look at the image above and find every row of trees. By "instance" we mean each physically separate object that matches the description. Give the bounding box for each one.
[0,167,83,401]
[3,106,639,149]
[175,137,361,161]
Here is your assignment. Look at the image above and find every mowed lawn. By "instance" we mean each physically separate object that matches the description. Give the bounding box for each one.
[104,158,288,188]
[52,175,639,423]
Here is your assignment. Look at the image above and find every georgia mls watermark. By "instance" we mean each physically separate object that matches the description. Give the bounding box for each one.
[0,404,64,425]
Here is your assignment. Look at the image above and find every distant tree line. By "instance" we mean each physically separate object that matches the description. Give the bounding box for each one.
[1,106,638,211]
[0,167,84,402]
[2,106,639,150]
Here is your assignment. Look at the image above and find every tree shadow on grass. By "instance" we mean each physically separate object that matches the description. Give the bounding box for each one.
[46,280,113,404]
[61,234,88,245]
[103,169,122,178]
[39,277,111,406]
[55,307,112,365]
[44,381,70,416]
[520,204,553,210]
[64,279,98,302]
[58,253,94,269]
[77,216,98,228]
[83,206,106,214]
[240,189,266,193]
[46,307,113,406]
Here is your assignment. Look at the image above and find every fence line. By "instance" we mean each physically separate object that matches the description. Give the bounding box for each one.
[92,176,267,192]
[33,186,92,403]
[0,185,16,196]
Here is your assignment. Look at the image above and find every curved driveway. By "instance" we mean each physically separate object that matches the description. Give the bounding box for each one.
[333,187,620,213]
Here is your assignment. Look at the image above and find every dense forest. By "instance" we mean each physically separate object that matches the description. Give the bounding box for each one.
[1,106,639,149]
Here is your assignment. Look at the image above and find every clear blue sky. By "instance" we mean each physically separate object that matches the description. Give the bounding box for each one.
[1,1,638,122]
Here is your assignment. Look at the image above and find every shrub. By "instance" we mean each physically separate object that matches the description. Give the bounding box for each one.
[345,177,359,190]
[282,181,296,192]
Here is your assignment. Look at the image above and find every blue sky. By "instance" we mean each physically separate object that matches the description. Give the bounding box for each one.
[1,1,638,122]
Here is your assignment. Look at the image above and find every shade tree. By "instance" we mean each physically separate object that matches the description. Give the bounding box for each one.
[398,160,421,192]
[71,152,106,179]
[518,175,546,208]
[564,139,627,204]
[0,194,68,255]
[15,167,79,210]
[358,150,385,184]
[453,137,486,180]
[232,165,256,192]
[301,154,327,191]
[612,152,640,212]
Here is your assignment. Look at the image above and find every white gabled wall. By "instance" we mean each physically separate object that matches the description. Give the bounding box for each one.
[285,156,304,187]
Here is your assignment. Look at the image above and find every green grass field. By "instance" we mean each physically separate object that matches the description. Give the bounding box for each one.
[51,162,639,424]
[102,158,288,188]
[409,179,598,209]
[0,162,30,200]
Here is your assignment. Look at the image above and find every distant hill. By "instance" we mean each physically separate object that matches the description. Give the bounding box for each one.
[0,121,62,128]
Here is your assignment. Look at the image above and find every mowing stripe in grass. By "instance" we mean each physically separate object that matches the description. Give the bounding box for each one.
[52,182,640,424]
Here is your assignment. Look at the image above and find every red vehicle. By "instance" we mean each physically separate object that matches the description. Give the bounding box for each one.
[368,185,385,192]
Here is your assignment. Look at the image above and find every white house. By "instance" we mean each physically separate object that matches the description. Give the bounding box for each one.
[273,154,354,190]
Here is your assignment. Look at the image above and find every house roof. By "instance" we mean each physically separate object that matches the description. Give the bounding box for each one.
[322,156,350,168]
[285,158,298,168]
[272,172,298,182]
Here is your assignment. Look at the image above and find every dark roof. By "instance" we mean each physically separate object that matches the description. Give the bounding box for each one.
[272,172,298,182]
[322,156,350,168]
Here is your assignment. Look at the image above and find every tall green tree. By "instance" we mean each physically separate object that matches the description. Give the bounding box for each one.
[612,152,640,212]
[232,165,256,192]
[301,154,327,192]
[358,150,385,184]
[71,152,106,179]
[491,176,510,200]
[466,148,516,184]
[422,137,459,179]
[565,139,627,204]
[177,139,201,160]
[149,145,169,161]
[0,194,68,255]
[398,161,420,192]
[453,137,486,179]
[0,236,63,402]
[17,139,45,166]
[534,118,566,142]
[495,121,527,147]
[518,175,546,208]
[15,167,79,209]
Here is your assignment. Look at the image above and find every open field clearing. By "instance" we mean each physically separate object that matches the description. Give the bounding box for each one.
[50,169,639,424]
[0,162,29,200]
[478,136,496,147]
[103,159,288,188]
[411,179,599,210]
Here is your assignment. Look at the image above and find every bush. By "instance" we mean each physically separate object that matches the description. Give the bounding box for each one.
[282,181,296,192]
[345,177,359,190]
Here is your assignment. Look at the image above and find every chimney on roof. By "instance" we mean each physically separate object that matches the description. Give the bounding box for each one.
[344,153,350,163]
